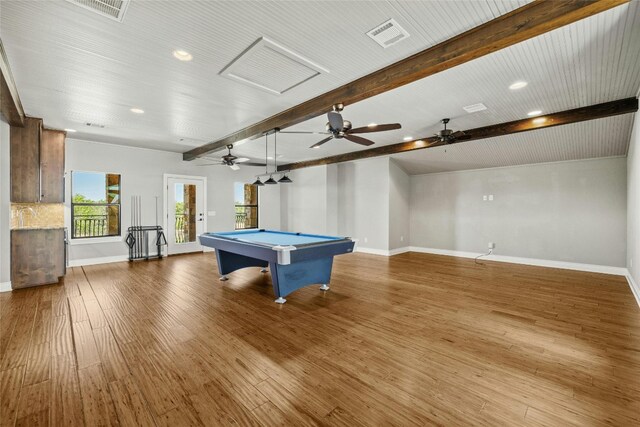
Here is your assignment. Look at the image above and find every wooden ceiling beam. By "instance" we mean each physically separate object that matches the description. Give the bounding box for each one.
[0,39,25,127]
[183,0,628,160]
[278,97,639,171]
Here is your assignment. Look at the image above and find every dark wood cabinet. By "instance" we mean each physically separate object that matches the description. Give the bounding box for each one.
[10,117,41,202]
[10,118,65,203]
[40,129,65,203]
[11,228,66,289]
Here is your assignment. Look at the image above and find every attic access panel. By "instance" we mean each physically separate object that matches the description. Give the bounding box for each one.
[220,37,329,95]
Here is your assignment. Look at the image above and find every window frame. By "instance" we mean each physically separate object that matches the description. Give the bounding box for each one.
[234,183,259,230]
[70,171,122,240]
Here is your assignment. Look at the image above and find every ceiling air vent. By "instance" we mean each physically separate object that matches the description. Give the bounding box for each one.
[85,122,105,128]
[367,19,409,48]
[66,0,130,22]
[463,103,488,113]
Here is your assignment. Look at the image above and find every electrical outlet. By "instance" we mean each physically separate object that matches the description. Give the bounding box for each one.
[488,242,495,249]
[364,237,368,243]
[400,236,404,242]
[488,194,494,201]
[483,195,487,201]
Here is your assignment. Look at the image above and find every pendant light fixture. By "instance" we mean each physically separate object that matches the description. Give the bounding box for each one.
[274,129,292,184]
[265,132,278,184]
[251,129,293,186]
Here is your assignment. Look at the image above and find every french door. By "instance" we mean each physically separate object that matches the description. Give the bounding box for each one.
[166,176,206,255]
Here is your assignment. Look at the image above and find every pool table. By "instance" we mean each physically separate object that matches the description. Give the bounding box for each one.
[199,229,356,303]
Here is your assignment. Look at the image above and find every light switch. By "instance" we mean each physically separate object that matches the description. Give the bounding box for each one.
[488,195,494,201]
[483,195,487,201]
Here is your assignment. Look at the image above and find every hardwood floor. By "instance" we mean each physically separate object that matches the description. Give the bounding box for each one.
[1,251,639,426]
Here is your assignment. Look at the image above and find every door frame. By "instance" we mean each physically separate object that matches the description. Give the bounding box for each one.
[163,174,208,255]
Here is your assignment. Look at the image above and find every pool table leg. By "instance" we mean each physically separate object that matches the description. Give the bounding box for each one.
[220,275,228,281]
[319,284,330,291]
[274,297,287,304]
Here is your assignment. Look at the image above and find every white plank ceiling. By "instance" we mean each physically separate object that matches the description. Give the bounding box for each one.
[1,0,639,174]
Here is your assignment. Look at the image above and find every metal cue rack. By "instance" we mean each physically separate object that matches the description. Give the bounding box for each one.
[125,195,167,261]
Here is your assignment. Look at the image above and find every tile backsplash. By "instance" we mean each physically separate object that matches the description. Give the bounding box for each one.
[11,203,64,229]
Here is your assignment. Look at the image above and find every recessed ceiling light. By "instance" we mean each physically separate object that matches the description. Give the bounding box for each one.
[368,123,377,128]
[130,108,144,114]
[509,81,528,90]
[527,110,542,116]
[403,136,413,141]
[533,117,546,124]
[173,50,193,61]
[64,128,77,133]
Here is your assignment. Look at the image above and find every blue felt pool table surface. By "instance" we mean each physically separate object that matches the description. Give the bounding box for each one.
[212,230,344,246]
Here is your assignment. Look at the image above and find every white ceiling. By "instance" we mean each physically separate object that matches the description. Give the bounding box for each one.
[1,0,639,174]
[390,114,634,175]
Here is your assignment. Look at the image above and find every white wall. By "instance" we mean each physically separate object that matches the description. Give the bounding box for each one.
[410,157,627,267]
[280,165,333,235]
[65,139,279,263]
[280,157,411,252]
[628,112,640,285]
[389,159,410,250]
[0,117,10,285]
[337,157,390,251]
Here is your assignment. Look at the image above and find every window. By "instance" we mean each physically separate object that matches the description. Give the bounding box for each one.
[234,183,258,230]
[71,171,121,238]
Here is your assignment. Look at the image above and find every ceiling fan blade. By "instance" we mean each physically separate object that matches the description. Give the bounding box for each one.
[242,162,268,167]
[229,164,241,171]
[344,134,375,146]
[196,163,224,166]
[349,123,402,134]
[451,130,466,139]
[328,111,343,131]
[235,157,250,163]
[310,136,334,149]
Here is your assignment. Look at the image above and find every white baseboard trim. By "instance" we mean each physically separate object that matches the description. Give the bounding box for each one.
[356,246,410,256]
[626,274,640,308]
[356,247,389,256]
[408,246,628,276]
[69,255,129,267]
[0,281,12,292]
[389,246,411,256]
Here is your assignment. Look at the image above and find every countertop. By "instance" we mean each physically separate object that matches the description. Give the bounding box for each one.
[11,227,66,231]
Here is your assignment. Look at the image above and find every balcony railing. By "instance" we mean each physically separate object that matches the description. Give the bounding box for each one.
[235,205,258,230]
[73,215,108,238]
[175,214,188,243]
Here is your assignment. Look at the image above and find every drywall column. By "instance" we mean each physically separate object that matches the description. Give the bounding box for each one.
[337,157,390,251]
[0,117,11,289]
[628,111,640,289]
[389,159,410,251]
